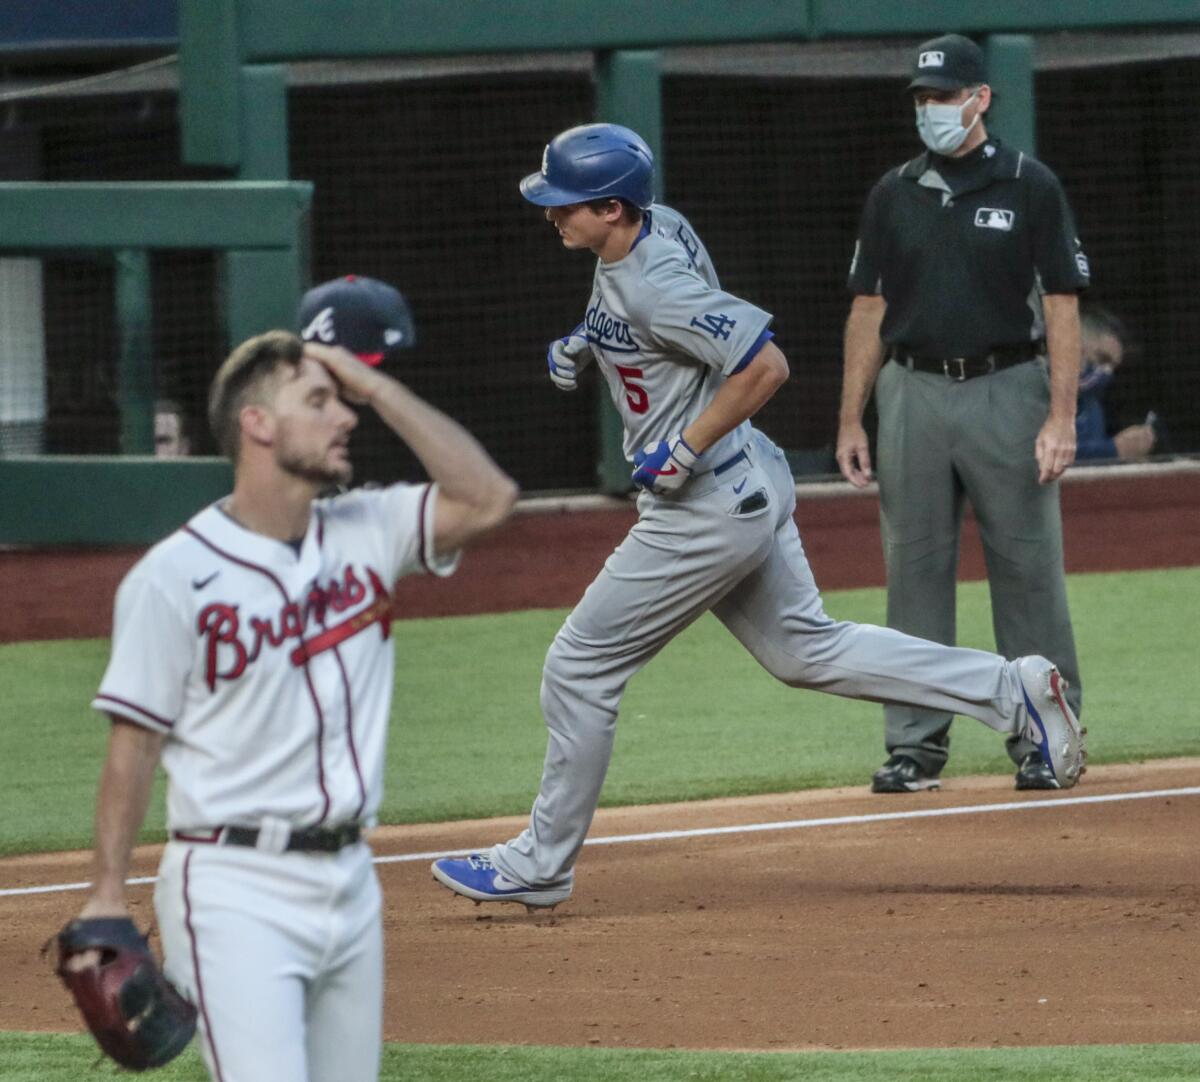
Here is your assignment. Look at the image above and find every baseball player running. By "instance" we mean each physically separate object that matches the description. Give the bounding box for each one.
[431,124,1085,911]
[76,278,516,1082]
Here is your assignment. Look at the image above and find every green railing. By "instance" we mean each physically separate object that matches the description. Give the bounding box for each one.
[0,182,309,543]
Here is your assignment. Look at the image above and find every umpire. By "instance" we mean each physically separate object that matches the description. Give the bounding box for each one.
[836,33,1089,793]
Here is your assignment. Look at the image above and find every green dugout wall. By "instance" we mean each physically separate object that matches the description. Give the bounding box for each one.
[3,1,1196,542]
[0,182,311,544]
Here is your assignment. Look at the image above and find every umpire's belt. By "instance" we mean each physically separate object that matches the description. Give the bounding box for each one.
[171,822,362,853]
[892,340,1042,381]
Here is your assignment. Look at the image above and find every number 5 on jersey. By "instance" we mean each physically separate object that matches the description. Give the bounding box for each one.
[615,364,649,414]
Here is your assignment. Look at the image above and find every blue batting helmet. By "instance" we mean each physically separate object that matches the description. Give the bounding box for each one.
[520,123,655,210]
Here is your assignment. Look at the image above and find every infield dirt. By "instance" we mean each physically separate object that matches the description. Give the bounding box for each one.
[3,759,1198,1051]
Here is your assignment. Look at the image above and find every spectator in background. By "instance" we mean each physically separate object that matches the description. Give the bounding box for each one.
[1076,304,1157,462]
[153,398,191,458]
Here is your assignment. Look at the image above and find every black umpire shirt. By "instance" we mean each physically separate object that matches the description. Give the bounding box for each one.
[848,138,1090,358]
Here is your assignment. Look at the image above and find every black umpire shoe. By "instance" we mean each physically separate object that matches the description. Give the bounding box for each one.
[871,755,942,793]
[1014,751,1061,790]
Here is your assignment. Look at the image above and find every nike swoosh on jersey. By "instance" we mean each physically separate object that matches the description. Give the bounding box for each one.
[733,479,747,494]
[191,571,220,590]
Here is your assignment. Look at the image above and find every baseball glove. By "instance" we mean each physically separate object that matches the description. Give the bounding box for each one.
[54,916,197,1071]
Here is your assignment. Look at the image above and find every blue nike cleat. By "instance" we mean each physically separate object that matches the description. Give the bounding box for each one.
[1014,656,1087,789]
[431,853,571,910]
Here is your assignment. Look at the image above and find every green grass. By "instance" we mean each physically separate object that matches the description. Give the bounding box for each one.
[2,568,1197,855]
[0,1034,1198,1082]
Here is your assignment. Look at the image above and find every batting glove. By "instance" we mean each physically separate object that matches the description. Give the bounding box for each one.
[547,325,592,392]
[631,434,698,495]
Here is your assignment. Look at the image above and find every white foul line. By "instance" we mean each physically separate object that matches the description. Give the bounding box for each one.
[3,786,1198,899]
[1,875,158,899]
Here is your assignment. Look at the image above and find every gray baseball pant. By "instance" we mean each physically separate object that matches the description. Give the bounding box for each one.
[492,430,1025,890]
[875,357,1082,775]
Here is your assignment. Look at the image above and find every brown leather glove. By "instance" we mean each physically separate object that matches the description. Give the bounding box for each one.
[55,916,197,1071]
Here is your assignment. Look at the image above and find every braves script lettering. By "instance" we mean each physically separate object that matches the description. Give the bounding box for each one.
[198,565,392,690]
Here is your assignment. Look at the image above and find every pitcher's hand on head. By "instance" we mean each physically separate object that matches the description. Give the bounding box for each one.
[303,341,387,405]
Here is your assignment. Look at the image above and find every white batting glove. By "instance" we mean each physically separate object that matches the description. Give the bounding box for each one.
[631,434,698,495]
[546,326,592,392]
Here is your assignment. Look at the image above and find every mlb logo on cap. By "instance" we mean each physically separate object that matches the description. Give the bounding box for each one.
[907,33,986,92]
[297,275,416,366]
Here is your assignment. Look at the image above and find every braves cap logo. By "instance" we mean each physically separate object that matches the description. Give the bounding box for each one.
[383,328,405,346]
[301,306,336,344]
[918,50,945,69]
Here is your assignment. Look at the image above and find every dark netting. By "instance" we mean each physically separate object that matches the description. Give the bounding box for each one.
[151,251,224,456]
[289,71,595,489]
[0,80,221,457]
[1,35,1197,481]
[40,257,117,454]
[31,250,221,456]
[1037,58,1200,456]
[665,70,913,476]
[666,42,1200,469]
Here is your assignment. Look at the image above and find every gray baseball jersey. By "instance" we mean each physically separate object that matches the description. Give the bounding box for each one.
[584,204,773,467]
[489,204,1041,894]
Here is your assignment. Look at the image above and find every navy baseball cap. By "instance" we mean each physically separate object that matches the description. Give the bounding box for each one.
[907,34,986,92]
[297,275,416,366]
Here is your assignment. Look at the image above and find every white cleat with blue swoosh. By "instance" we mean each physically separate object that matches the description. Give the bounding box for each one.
[1014,656,1087,788]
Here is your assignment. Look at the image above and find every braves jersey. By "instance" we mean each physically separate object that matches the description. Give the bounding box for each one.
[584,204,774,468]
[93,484,457,832]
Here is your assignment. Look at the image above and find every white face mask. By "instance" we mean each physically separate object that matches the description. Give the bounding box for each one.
[915,89,980,155]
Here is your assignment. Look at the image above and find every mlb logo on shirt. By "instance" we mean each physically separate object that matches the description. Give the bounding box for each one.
[975,208,1014,231]
[918,50,945,68]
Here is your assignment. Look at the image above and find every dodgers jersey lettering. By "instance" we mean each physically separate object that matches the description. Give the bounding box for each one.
[584,204,773,468]
[93,484,458,832]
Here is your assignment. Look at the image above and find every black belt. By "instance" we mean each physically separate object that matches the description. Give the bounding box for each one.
[172,823,362,853]
[712,448,749,475]
[891,341,1042,381]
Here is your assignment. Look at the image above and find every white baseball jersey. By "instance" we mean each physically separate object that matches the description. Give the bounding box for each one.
[583,203,774,468]
[93,484,457,832]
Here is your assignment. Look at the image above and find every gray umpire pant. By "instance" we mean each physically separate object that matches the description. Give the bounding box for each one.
[493,430,1029,891]
[874,356,1082,776]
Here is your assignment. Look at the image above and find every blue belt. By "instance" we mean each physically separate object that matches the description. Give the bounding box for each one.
[712,448,749,476]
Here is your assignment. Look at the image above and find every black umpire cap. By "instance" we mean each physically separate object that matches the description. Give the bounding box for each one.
[298,275,416,366]
[907,34,986,92]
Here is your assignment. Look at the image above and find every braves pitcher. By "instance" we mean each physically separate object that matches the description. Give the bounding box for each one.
[78,285,517,1082]
[431,124,1085,910]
